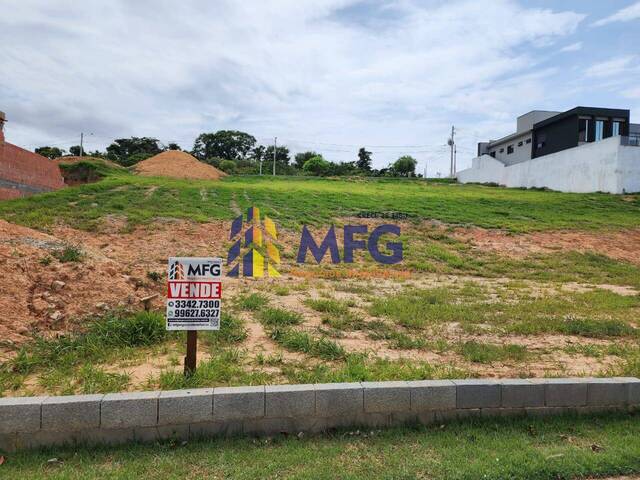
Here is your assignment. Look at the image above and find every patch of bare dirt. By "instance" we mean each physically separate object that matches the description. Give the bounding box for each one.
[0,219,237,358]
[455,227,640,265]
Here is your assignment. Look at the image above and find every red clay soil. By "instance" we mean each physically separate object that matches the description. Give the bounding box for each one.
[0,220,143,356]
[454,227,640,265]
[0,218,232,359]
[134,151,227,180]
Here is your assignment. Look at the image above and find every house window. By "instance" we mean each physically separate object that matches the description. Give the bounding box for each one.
[490,151,496,158]
[507,145,514,154]
[525,138,531,144]
[517,141,523,147]
[595,120,604,141]
[536,133,546,149]
[579,118,590,142]
[612,121,621,137]
[499,148,504,153]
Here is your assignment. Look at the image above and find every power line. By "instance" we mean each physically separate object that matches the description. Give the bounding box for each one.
[254,136,435,149]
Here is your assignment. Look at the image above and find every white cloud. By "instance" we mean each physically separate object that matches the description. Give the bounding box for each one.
[559,42,582,52]
[585,55,637,78]
[624,87,640,99]
[0,0,586,172]
[592,1,640,27]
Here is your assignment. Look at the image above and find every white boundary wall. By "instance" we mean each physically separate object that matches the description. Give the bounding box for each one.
[457,136,640,193]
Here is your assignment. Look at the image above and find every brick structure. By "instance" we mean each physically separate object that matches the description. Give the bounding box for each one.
[0,111,65,200]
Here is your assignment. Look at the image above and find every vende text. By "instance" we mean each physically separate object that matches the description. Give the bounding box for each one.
[167,281,222,299]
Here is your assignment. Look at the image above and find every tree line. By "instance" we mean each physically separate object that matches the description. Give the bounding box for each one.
[35,130,418,177]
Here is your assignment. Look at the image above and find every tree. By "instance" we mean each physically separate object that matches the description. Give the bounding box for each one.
[302,155,330,175]
[294,151,320,169]
[263,145,291,166]
[192,130,256,161]
[35,146,65,159]
[106,137,162,166]
[251,145,266,164]
[392,155,417,177]
[69,145,83,156]
[356,147,372,172]
[167,143,181,151]
[327,161,358,176]
[219,160,237,174]
[201,156,224,168]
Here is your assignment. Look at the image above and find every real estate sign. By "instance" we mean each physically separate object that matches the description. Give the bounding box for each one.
[166,257,222,330]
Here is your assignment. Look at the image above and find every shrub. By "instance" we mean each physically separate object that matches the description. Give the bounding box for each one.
[219,160,237,173]
[303,156,330,175]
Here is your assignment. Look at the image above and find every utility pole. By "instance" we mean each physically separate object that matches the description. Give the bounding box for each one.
[80,132,84,157]
[454,145,457,176]
[448,125,455,177]
[273,137,277,176]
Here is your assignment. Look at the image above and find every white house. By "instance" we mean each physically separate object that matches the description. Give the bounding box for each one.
[457,107,640,193]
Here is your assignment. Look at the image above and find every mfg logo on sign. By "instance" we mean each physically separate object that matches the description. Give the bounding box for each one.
[297,224,402,265]
[227,206,403,277]
[227,207,281,278]
[170,260,221,279]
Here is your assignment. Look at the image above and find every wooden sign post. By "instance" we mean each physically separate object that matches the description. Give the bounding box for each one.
[184,330,198,376]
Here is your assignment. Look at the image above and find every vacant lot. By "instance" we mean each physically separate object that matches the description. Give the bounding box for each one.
[0,168,639,395]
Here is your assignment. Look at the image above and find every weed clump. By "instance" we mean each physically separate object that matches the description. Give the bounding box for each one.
[52,244,84,263]
[270,328,346,360]
[236,293,269,311]
[260,308,302,327]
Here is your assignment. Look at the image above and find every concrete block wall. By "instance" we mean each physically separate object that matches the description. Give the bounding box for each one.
[1,377,638,452]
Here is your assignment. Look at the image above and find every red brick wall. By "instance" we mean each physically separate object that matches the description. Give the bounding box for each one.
[0,187,22,200]
[0,141,65,191]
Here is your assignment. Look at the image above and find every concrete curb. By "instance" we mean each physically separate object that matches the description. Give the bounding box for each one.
[1,377,638,452]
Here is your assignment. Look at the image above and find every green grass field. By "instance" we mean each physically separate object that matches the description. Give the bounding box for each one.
[4,413,640,479]
[0,170,638,232]
[1,167,640,396]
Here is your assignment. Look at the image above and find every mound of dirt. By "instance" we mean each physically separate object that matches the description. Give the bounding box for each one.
[134,151,227,180]
[55,156,122,169]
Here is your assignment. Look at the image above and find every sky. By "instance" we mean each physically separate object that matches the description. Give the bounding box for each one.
[1,0,639,175]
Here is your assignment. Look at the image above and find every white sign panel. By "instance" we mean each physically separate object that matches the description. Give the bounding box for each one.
[166,257,222,330]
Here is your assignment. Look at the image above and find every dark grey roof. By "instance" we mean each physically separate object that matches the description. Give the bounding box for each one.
[533,107,630,129]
